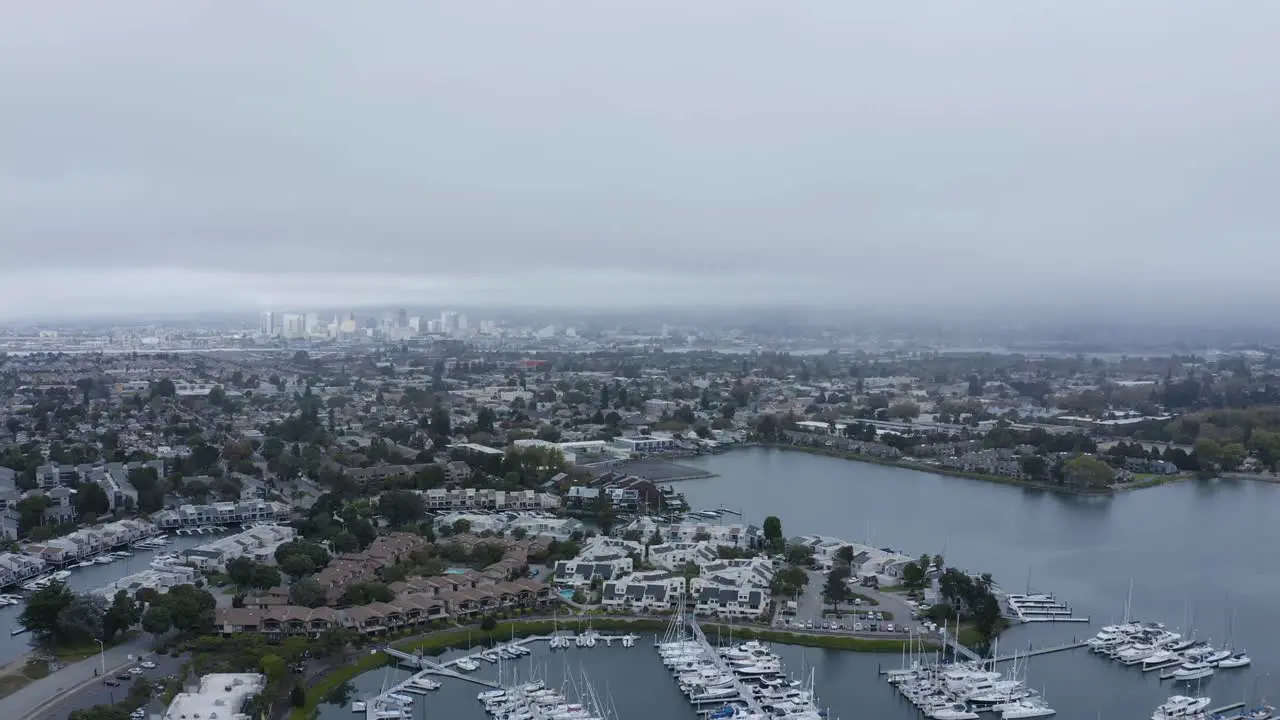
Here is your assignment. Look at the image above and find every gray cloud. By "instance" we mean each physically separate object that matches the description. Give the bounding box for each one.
[2,2,1279,319]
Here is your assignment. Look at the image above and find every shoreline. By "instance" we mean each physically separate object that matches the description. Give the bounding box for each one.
[293,615,929,720]
[745,443,1192,496]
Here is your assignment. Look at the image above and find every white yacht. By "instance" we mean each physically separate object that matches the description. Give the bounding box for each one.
[1172,662,1215,682]
[1218,652,1251,669]
[929,701,980,720]
[454,657,480,672]
[1153,695,1211,719]
[1143,650,1181,669]
[1002,700,1057,719]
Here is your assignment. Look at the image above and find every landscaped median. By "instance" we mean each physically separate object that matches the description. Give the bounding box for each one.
[292,618,667,720]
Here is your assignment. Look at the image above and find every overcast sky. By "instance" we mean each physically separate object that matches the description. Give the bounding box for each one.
[2,2,1278,320]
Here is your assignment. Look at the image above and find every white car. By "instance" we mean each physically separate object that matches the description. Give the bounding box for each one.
[129,667,144,675]
[140,661,157,669]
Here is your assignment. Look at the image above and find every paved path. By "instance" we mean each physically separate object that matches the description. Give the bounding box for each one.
[13,635,151,720]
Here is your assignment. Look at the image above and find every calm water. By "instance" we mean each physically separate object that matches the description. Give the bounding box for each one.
[0,533,217,665]
[319,447,1280,719]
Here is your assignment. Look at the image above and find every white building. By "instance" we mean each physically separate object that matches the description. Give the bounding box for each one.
[0,552,47,586]
[434,512,506,535]
[153,500,291,529]
[95,564,198,599]
[664,522,760,550]
[600,571,685,613]
[648,541,719,571]
[613,435,677,454]
[182,524,296,571]
[164,673,265,720]
[506,516,583,541]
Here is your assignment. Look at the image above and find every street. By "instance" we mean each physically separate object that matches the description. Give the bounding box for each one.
[11,635,156,720]
[27,652,186,720]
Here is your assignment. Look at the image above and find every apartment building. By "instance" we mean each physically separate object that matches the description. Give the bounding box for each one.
[0,552,47,587]
[182,524,297,571]
[214,577,553,638]
[419,488,559,511]
[152,500,291,529]
[600,571,685,613]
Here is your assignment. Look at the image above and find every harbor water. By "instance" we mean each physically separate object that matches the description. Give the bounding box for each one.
[322,448,1280,719]
[0,533,218,665]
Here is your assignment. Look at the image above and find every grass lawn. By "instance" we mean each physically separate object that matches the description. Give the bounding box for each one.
[705,624,934,653]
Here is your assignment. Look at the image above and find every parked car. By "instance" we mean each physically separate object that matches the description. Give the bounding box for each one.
[104,679,121,687]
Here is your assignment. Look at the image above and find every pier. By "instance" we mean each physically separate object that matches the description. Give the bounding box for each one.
[990,641,1088,663]
[939,630,982,663]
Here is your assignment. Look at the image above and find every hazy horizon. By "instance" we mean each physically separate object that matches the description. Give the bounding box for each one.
[3,2,1279,320]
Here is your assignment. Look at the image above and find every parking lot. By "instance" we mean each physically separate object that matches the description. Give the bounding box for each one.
[773,569,937,637]
[29,652,186,720]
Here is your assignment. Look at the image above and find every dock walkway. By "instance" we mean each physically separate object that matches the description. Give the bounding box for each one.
[990,641,1088,663]
[689,617,764,716]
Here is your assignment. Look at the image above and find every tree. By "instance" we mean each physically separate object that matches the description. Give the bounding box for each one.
[823,566,851,610]
[762,516,783,552]
[16,495,50,536]
[1019,455,1047,480]
[1194,438,1222,470]
[291,684,307,708]
[480,615,497,631]
[887,401,921,420]
[20,581,75,640]
[289,577,327,608]
[161,584,216,633]
[75,482,111,516]
[901,561,926,590]
[226,557,256,587]
[128,467,165,514]
[835,545,855,567]
[452,518,472,535]
[102,590,140,641]
[141,605,173,636]
[260,653,287,689]
[280,553,317,579]
[1062,454,1115,488]
[593,494,615,536]
[70,707,131,720]
[378,490,425,526]
[57,594,108,645]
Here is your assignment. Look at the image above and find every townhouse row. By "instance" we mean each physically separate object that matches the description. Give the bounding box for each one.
[215,577,554,638]
[152,500,291,529]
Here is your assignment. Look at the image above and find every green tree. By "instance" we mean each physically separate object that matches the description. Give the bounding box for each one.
[887,401,921,420]
[75,482,111,516]
[16,495,50,536]
[260,653,287,688]
[141,605,173,636]
[1062,454,1115,488]
[762,516,783,552]
[102,590,140,641]
[823,566,851,610]
[480,615,497,631]
[901,561,926,590]
[378,490,425,526]
[289,577,327,608]
[57,594,107,645]
[452,518,472,535]
[1019,455,1048,480]
[280,553,316,579]
[20,581,74,640]
[291,683,307,708]
[835,545,855,567]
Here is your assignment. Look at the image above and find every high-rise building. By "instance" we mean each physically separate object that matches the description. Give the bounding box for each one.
[305,313,320,335]
[260,312,276,336]
[281,313,305,339]
[396,308,408,328]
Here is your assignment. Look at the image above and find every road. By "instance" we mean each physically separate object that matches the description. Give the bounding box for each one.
[12,635,153,720]
[27,652,185,720]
